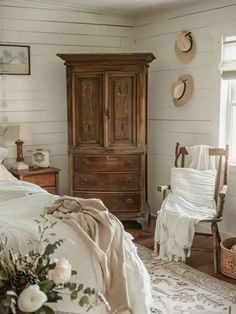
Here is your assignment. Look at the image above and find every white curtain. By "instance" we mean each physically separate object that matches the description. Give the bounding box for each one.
[221,36,236,79]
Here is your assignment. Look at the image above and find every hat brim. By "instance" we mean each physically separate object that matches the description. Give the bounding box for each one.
[171,74,193,107]
[175,33,196,63]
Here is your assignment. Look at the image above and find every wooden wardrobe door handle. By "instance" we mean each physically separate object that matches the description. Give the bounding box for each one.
[127,178,133,185]
[81,160,88,167]
[106,156,118,161]
[126,198,134,206]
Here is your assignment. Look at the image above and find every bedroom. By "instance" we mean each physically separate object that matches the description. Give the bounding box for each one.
[0,0,236,313]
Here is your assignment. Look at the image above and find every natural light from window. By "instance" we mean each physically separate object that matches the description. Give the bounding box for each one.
[220,36,236,165]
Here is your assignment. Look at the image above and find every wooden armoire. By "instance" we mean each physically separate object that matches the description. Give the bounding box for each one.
[57,53,155,229]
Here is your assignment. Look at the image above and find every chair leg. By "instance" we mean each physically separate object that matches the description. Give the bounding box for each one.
[211,223,220,274]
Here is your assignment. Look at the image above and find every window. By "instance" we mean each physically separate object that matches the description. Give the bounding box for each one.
[220,36,236,165]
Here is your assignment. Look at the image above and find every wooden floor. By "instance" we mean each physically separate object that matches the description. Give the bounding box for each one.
[123,217,236,286]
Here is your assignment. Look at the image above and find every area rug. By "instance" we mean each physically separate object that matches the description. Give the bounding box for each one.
[137,245,236,314]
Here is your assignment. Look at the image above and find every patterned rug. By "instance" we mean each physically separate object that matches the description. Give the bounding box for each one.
[137,245,236,314]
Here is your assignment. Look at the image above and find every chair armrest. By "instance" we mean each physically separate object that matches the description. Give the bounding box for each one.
[219,185,227,198]
[157,185,171,201]
[157,185,170,192]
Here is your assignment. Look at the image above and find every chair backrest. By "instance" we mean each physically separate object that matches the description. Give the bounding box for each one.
[174,142,229,206]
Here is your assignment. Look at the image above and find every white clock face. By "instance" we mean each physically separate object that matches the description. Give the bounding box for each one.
[34,152,45,163]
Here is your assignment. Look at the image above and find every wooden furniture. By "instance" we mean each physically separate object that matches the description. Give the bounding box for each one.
[57,53,155,229]
[10,167,60,195]
[157,142,229,274]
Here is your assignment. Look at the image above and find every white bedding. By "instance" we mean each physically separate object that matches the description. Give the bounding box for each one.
[0,180,152,314]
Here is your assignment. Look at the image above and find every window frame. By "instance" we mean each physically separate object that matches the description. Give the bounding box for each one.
[225,80,236,165]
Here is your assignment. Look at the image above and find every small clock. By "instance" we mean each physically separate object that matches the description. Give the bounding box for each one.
[31,149,50,168]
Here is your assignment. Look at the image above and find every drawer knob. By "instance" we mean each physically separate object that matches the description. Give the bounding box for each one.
[106,156,118,161]
[124,160,132,167]
[80,180,86,185]
[127,178,133,185]
[81,160,88,166]
[126,198,134,206]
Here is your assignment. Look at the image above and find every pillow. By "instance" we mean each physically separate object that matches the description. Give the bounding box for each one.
[0,164,18,181]
[171,167,216,207]
[0,147,8,163]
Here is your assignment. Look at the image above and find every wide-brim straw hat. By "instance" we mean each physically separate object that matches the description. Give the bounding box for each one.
[175,31,196,63]
[171,74,193,106]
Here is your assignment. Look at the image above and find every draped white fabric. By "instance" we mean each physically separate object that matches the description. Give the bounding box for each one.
[0,176,152,314]
[155,145,217,262]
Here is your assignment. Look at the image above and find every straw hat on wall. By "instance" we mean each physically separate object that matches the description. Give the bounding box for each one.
[175,31,196,63]
[171,74,193,106]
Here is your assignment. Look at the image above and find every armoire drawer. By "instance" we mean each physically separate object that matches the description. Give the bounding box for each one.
[74,155,140,172]
[74,172,140,190]
[73,192,141,212]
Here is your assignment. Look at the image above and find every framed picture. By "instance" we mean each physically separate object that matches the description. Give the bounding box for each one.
[0,44,30,75]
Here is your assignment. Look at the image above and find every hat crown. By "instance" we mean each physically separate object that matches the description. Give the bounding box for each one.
[176,32,192,52]
[171,74,193,107]
[173,80,185,100]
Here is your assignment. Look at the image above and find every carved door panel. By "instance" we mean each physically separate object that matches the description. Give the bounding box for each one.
[72,73,104,148]
[107,73,137,148]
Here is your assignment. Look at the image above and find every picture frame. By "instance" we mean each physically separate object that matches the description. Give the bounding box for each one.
[0,44,30,75]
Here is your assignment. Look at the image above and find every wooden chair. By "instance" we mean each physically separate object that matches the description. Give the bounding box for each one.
[157,142,229,274]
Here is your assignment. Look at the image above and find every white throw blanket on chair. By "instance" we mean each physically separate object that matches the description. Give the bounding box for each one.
[155,145,217,261]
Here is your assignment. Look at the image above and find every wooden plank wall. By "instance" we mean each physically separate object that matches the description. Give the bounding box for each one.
[135,0,236,235]
[0,0,135,194]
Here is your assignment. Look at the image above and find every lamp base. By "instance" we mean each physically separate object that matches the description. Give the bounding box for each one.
[13,161,29,171]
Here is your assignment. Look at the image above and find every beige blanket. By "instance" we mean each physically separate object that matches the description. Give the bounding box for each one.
[47,196,132,314]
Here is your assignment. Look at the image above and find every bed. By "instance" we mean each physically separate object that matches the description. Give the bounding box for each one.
[0,163,152,314]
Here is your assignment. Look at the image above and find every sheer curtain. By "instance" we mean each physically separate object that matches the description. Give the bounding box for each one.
[220,36,236,164]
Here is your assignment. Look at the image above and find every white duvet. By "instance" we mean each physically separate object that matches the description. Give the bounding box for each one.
[0,180,152,314]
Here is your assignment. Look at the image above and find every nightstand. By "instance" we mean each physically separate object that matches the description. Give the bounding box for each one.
[10,167,60,195]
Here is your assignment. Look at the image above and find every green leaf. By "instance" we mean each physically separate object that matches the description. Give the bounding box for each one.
[43,240,63,257]
[71,270,77,276]
[39,280,55,292]
[79,295,90,307]
[84,287,92,295]
[49,262,56,270]
[70,290,78,300]
[35,304,55,314]
[69,283,77,291]
[64,282,70,288]
[46,289,63,302]
[77,284,84,292]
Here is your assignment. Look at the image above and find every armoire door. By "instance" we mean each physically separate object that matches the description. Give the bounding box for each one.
[72,73,104,149]
[106,73,137,148]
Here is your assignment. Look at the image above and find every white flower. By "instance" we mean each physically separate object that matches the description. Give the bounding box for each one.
[48,258,72,285]
[18,285,47,313]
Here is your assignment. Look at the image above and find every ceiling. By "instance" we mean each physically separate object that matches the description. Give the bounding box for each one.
[33,0,204,16]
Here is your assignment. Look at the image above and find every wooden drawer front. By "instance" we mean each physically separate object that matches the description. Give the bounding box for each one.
[24,173,55,187]
[74,172,140,191]
[44,187,56,194]
[74,192,140,212]
[74,155,140,172]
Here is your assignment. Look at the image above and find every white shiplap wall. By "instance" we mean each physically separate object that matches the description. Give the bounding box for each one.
[135,0,236,236]
[1,0,235,236]
[0,0,135,194]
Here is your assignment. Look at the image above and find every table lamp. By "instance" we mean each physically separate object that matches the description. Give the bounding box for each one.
[5,125,32,170]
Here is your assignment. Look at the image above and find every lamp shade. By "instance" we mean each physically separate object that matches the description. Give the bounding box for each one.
[5,124,32,142]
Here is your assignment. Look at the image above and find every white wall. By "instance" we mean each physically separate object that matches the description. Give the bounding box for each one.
[135,0,236,236]
[0,0,135,194]
[1,0,235,236]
